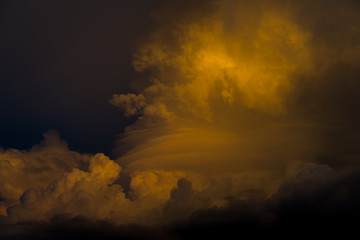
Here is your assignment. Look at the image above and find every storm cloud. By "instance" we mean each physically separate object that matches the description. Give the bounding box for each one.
[1,0,360,238]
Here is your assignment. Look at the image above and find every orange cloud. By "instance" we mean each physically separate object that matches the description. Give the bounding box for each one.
[2,0,360,228]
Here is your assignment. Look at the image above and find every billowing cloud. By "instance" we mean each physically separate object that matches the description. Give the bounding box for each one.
[110,93,146,118]
[112,0,360,225]
[1,0,360,237]
[0,130,91,216]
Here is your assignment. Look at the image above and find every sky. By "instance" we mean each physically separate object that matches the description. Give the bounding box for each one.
[1,0,360,239]
[0,0,157,155]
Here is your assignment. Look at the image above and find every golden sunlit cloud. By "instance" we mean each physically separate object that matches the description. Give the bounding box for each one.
[111,0,318,193]
[2,0,360,228]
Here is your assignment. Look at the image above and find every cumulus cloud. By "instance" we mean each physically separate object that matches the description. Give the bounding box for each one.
[112,0,325,198]
[112,0,360,227]
[110,93,146,118]
[0,130,91,216]
[2,0,360,236]
[6,153,123,223]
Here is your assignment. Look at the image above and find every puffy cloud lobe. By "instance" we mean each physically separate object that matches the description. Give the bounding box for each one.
[0,130,91,216]
[130,2,313,119]
[127,0,360,126]
[6,153,125,223]
[2,136,360,230]
[1,133,326,226]
[110,93,146,117]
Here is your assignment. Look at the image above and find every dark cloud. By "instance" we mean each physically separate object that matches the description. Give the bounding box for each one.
[169,167,360,239]
[2,166,360,239]
[0,215,175,240]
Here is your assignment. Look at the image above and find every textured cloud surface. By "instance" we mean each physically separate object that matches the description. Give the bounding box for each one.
[0,130,91,216]
[1,1,360,237]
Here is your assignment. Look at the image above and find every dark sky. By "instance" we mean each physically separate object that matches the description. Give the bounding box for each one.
[0,0,158,156]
